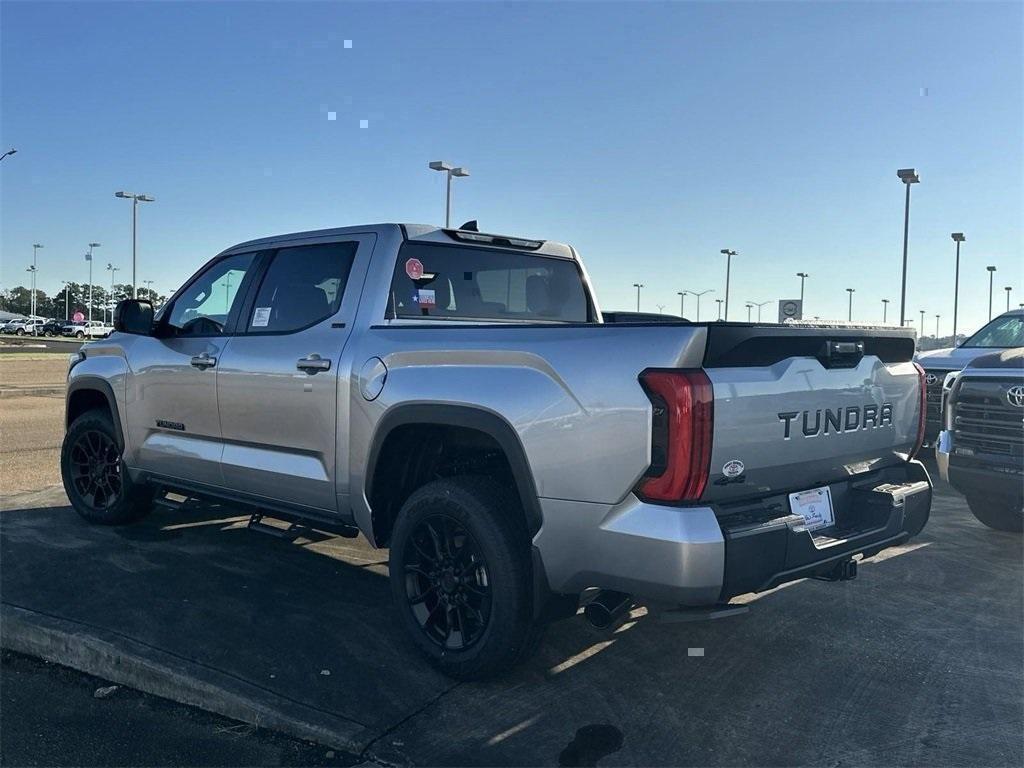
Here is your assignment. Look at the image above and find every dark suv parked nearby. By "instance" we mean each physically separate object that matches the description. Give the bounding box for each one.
[39,319,66,337]
[937,348,1024,532]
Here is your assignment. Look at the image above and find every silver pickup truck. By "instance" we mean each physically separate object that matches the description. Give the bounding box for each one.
[62,223,932,679]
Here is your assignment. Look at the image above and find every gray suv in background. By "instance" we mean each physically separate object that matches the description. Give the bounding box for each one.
[62,223,932,678]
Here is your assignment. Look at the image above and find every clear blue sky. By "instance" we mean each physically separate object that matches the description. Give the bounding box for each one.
[1,1,1021,332]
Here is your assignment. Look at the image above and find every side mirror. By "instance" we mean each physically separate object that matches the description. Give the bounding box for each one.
[113,299,155,335]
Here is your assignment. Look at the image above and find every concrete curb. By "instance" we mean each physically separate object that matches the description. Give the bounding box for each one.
[0,386,66,398]
[0,603,376,754]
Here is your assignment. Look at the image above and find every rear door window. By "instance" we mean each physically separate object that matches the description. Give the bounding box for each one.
[388,243,591,322]
[245,242,357,334]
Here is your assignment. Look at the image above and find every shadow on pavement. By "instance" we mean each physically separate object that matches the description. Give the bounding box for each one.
[1,481,1021,766]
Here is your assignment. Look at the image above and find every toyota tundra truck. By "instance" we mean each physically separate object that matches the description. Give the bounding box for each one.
[61,223,932,679]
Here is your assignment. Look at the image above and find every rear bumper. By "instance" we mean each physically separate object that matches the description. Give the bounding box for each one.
[534,461,931,606]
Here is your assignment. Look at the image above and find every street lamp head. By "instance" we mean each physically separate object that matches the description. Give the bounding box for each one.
[451,167,470,178]
[951,232,965,242]
[897,168,920,184]
[720,249,737,256]
[987,266,997,272]
[797,271,808,278]
[633,283,644,288]
[428,161,452,172]
[846,288,855,293]
[115,191,133,198]
[89,243,101,249]
[1005,286,1013,292]
[137,194,155,202]
[882,298,889,303]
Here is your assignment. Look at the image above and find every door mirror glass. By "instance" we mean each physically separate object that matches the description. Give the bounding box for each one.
[114,299,154,335]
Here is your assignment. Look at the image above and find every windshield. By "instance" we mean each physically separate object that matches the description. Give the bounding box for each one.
[961,314,1024,348]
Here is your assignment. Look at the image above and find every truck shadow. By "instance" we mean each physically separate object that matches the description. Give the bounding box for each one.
[1,483,1020,767]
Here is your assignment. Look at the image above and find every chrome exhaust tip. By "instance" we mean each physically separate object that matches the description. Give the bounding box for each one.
[583,590,633,629]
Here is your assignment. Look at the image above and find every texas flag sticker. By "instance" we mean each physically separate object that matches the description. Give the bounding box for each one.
[417,289,436,308]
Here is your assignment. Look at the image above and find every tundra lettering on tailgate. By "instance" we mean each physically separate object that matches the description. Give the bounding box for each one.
[778,404,893,439]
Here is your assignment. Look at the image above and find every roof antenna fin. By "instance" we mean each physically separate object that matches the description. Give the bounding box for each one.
[459,220,479,232]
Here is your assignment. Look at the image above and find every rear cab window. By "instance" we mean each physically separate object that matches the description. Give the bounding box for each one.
[388,243,593,323]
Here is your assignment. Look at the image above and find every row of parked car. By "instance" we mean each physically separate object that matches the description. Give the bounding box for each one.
[0,317,114,338]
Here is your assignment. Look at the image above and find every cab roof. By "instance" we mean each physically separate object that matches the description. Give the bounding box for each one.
[221,223,577,260]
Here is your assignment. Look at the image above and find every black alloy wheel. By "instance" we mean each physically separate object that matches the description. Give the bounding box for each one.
[402,514,492,650]
[67,428,123,511]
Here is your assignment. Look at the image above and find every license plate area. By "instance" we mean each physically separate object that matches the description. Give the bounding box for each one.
[788,486,835,532]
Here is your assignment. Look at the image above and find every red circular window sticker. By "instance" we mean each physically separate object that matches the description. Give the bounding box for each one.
[405,258,424,280]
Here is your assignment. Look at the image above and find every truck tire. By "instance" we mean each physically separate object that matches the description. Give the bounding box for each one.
[966,494,1023,533]
[61,408,154,525]
[76,331,85,339]
[389,476,540,680]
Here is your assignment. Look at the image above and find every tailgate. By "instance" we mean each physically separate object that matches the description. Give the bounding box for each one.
[701,324,920,503]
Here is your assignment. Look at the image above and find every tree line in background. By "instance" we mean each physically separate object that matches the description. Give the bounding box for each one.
[0,283,167,320]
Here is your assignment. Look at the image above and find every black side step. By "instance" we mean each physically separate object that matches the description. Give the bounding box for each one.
[153,492,192,512]
[247,513,310,540]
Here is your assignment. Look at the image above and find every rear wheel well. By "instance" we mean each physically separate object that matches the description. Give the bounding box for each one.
[369,423,526,547]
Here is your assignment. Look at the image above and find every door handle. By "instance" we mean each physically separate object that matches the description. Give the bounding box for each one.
[297,355,331,374]
[190,353,217,370]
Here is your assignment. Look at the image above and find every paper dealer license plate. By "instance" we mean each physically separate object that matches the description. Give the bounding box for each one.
[788,486,835,531]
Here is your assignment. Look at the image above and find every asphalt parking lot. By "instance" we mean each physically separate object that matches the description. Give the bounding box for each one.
[0,359,1021,766]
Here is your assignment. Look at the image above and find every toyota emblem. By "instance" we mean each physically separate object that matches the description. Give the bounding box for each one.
[1007,385,1024,408]
[925,373,939,386]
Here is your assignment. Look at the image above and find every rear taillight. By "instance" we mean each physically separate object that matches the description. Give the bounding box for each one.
[910,362,927,459]
[637,370,714,502]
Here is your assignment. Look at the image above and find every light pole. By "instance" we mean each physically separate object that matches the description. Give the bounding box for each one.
[428,162,470,228]
[142,279,154,300]
[987,266,997,319]
[1006,286,1013,312]
[677,291,686,317]
[881,298,890,323]
[950,233,965,340]
[633,283,644,312]
[846,288,855,321]
[656,304,665,314]
[897,168,920,326]
[688,289,714,321]
[106,264,120,323]
[747,300,770,322]
[919,309,926,340]
[85,243,100,323]
[935,314,940,339]
[720,249,737,320]
[0,148,16,162]
[25,266,36,316]
[796,272,808,306]
[30,243,43,317]
[745,303,754,322]
[61,281,71,321]
[715,298,724,320]
[115,191,155,298]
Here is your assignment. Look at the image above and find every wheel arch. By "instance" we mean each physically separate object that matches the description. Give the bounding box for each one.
[365,404,543,545]
[66,377,125,451]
